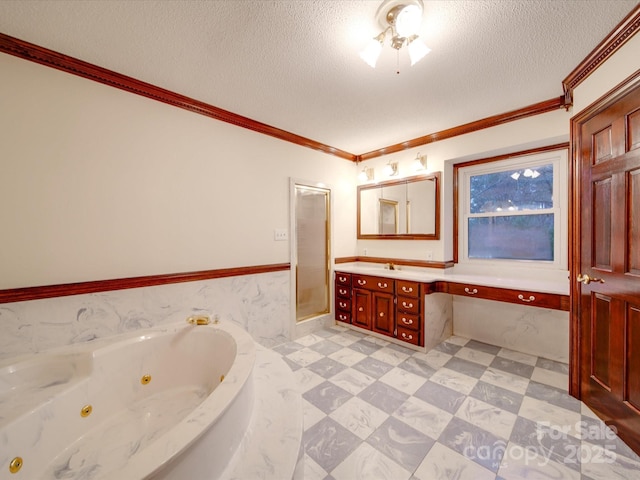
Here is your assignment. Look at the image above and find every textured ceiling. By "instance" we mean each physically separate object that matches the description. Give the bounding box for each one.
[0,0,637,155]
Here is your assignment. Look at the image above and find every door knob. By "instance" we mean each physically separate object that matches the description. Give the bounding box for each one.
[577,273,605,285]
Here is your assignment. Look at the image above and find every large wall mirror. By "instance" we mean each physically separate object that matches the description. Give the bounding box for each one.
[358,172,440,239]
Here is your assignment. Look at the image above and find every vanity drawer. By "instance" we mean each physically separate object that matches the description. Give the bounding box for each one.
[336,285,351,299]
[397,280,420,298]
[396,326,420,346]
[397,312,420,331]
[336,310,351,323]
[335,272,352,287]
[397,296,420,314]
[335,297,351,312]
[352,274,394,294]
[447,282,567,310]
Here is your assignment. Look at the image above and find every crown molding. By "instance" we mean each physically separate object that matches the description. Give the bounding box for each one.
[562,4,640,103]
[357,96,567,161]
[2,3,637,165]
[0,33,357,162]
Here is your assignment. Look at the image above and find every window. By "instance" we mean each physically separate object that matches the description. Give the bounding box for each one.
[458,149,567,269]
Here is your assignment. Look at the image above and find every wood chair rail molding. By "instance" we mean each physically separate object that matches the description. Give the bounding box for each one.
[0,263,290,304]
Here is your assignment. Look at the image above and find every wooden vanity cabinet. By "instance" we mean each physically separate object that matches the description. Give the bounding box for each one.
[334,272,352,324]
[445,282,568,311]
[352,274,395,337]
[396,280,422,346]
[371,291,395,337]
[334,272,423,345]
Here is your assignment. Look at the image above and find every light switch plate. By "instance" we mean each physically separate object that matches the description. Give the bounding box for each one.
[274,229,288,241]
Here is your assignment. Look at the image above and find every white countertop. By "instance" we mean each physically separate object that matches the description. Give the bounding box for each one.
[335,263,570,296]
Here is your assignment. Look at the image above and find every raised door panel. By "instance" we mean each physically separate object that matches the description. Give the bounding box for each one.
[371,291,394,337]
[591,293,612,389]
[593,177,612,271]
[352,289,371,329]
[629,169,640,275]
[626,304,640,412]
[629,109,640,151]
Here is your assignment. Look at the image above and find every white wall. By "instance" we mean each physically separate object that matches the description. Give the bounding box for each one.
[0,52,357,290]
[356,109,570,262]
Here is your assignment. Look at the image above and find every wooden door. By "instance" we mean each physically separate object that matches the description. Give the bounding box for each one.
[573,72,640,454]
[372,291,395,337]
[352,288,372,329]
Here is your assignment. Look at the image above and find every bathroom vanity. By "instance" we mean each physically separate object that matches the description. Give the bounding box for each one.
[334,264,569,353]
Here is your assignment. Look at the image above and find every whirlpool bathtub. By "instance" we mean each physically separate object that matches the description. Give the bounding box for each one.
[0,319,256,479]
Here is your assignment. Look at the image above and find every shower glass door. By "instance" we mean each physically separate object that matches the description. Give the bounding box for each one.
[294,184,330,322]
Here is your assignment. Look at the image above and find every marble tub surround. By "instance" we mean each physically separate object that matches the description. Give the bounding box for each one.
[0,321,256,480]
[276,326,640,480]
[223,345,303,480]
[0,270,289,361]
[453,296,570,363]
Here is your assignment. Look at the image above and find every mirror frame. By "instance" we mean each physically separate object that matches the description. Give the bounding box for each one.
[357,172,441,240]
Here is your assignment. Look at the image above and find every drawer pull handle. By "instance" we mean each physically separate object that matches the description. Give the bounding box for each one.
[402,301,413,308]
[357,279,367,286]
[401,332,413,340]
[402,286,413,293]
[358,307,364,312]
[401,317,413,325]
[339,301,347,308]
[518,294,536,303]
[339,276,347,282]
[339,314,347,320]
[379,312,385,317]
[378,282,388,288]
[464,287,478,295]
[339,289,347,295]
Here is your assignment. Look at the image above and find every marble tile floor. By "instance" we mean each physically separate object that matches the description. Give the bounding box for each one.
[272,325,640,480]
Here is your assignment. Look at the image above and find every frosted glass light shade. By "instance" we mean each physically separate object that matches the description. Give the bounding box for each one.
[407,37,431,65]
[395,4,422,37]
[360,38,383,68]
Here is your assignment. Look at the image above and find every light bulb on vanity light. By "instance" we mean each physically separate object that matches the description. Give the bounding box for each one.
[383,161,398,176]
[358,166,375,182]
[413,152,427,171]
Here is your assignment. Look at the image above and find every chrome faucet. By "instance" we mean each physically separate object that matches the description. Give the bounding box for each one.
[187,315,210,326]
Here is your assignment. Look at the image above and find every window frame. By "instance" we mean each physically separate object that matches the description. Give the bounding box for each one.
[455,147,568,271]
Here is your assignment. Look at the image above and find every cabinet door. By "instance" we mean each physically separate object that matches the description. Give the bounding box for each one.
[352,289,371,329]
[372,291,395,337]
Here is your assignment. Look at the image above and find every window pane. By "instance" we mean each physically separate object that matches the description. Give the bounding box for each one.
[470,164,553,213]
[468,214,554,260]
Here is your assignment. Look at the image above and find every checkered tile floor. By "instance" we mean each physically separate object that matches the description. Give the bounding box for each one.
[272,325,640,480]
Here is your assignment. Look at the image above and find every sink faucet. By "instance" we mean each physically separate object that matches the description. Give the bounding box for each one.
[187,315,210,326]
[387,263,396,270]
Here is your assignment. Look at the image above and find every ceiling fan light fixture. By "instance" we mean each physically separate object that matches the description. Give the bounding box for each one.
[359,32,385,68]
[407,35,431,65]
[393,4,422,37]
[360,0,429,70]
